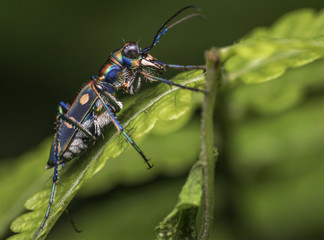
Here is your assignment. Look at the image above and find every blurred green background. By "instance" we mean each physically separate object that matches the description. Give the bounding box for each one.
[2,0,324,239]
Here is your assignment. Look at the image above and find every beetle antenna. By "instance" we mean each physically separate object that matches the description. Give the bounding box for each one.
[142,6,204,53]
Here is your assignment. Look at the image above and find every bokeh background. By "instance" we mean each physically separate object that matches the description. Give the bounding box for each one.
[1,0,324,239]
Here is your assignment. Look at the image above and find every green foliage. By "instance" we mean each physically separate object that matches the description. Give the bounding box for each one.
[155,161,203,240]
[7,71,205,240]
[0,140,51,238]
[220,9,324,85]
[4,7,324,240]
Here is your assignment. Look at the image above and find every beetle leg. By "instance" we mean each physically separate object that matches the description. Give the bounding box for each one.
[140,71,206,93]
[92,85,153,169]
[150,61,206,71]
[34,132,60,239]
[57,113,96,141]
[59,101,71,112]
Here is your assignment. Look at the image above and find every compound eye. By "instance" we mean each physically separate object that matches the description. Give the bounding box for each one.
[122,42,140,59]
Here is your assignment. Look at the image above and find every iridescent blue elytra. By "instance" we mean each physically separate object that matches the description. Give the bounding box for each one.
[34,5,205,239]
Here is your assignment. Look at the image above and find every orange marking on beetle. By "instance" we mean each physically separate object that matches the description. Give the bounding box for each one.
[80,93,89,105]
[58,141,61,153]
[64,116,77,129]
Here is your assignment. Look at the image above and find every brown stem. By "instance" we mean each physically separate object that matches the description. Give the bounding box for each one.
[198,48,222,240]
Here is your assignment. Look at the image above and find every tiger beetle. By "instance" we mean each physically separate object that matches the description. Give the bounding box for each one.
[34,5,205,239]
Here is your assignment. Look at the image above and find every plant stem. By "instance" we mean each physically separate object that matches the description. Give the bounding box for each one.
[198,48,221,240]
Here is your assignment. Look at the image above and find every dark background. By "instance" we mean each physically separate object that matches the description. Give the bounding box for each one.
[1,0,323,159]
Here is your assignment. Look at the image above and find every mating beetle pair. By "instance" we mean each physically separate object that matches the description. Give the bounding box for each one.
[34,5,205,239]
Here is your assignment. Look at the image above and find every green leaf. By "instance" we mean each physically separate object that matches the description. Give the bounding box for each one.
[0,140,51,238]
[8,70,205,240]
[220,9,324,85]
[78,118,201,198]
[155,161,203,240]
[228,58,324,118]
